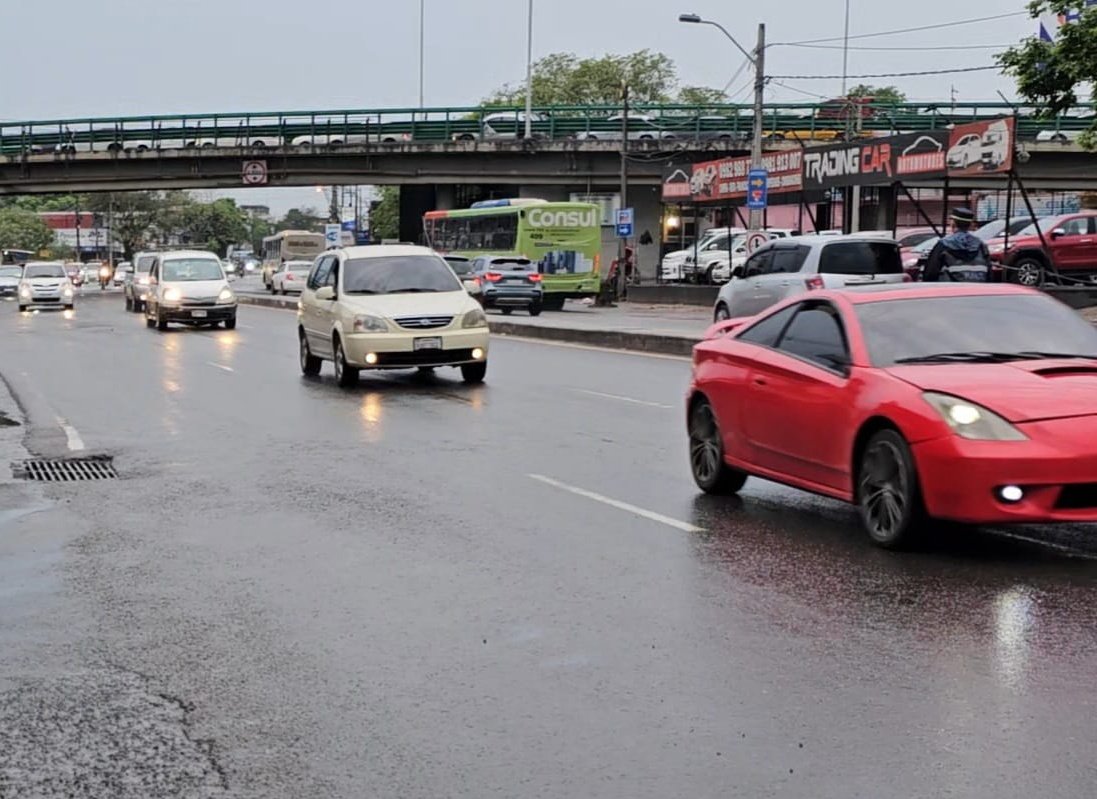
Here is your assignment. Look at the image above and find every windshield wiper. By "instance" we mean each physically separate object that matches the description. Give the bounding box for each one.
[1011,351,1097,360]
[344,289,379,294]
[385,288,440,294]
[895,351,1045,365]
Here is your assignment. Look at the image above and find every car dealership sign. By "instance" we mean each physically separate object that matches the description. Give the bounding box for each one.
[664,117,1015,201]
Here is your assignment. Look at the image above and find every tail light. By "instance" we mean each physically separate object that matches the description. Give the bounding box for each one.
[484,272,502,282]
[286,273,295,280]
[804,276,825,291]
[594,254,601,274]
[527,273,542,282]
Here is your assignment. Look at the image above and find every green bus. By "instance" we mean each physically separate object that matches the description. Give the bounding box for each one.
[423,199,602,310]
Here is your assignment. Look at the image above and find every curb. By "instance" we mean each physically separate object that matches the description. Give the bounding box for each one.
[236,293,700,357]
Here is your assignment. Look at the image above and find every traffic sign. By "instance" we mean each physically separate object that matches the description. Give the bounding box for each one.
[745,231,770,254]
[615,207,634,238]
[324,224,341,248]
[746,168,768,210]
[241,160,268,186]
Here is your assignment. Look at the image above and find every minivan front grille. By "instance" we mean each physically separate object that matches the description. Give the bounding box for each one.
[394,315,453,330]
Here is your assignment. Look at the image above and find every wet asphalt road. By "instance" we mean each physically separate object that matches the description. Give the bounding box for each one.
[1,292,1097,798]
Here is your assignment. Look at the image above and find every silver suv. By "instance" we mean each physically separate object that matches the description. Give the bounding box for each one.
[713,235,909,321]
[124,251,157,313]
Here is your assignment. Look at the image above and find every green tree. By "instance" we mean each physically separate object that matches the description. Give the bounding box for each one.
[0,194,87,213]
[177,198,249,256]
[0,208,54,253]
[84,192,184,259]
[486,50,683,107]
[677,86,730,108]
[999,1,1097,148]
[277,207,325,233]
[370,187,399,241]
[846,84,907,105]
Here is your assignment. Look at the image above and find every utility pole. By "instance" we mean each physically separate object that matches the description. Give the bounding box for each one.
[524,0,534,139]
[618,84,630,301]
[106,194,114,269]
[749,23,766,232]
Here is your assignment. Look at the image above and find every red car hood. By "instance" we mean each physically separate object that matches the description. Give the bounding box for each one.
[886,360,1097,422]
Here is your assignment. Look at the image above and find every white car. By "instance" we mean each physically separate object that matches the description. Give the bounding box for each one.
[712,234,909,321]
[947,133,983,169]
[112,262,130,287]
[0,265,22,300]
[271,260,314,294]
[144,250,237,331]
[297,245,490,386]
[453,111,548,141]
[661,229,740,281]
[125,251,157,312]
[18,261,75,311]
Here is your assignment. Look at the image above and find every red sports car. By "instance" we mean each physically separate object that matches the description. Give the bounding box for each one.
[687,283,1097,548]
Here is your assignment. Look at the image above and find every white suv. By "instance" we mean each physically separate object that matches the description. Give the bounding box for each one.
[144,251,237,331]
[713,235,909,320]
[298,245,490,386]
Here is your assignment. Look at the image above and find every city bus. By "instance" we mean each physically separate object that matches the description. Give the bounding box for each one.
[1,249,34,265]
[260,230,325,289]
[423,199,602,310]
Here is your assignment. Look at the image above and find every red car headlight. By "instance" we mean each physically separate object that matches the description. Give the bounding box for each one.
[922,392,1027,441]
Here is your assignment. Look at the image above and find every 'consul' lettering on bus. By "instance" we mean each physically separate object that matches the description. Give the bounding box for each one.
[527,208,598,228]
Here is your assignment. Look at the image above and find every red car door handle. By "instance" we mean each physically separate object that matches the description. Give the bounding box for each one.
[753,376,767,386]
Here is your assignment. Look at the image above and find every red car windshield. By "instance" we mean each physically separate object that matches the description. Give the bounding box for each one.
[855,294,1097,367]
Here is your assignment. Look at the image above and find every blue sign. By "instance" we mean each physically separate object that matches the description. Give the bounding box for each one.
[341,220,357,232]
[355,231,371,245]
[747,169,768,210]
[615,207,634,238]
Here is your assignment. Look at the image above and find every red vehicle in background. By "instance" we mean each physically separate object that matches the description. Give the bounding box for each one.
[990,211,1097,286]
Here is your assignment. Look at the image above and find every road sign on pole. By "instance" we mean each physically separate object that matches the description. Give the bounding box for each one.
[746,168,768,210]
[324,224,341,248]
[745,231,770,254]
[615,207,634,238]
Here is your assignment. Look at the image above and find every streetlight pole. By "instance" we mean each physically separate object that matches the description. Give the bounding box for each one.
[679,13,766,231]
[418,0,425,109]
[841,0,860,233]
[524,0,534,139]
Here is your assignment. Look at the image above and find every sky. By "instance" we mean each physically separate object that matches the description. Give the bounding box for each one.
[3,0,1041,214]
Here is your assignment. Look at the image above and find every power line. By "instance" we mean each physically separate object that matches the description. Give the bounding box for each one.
[768,80,831,100]
[775,11,1027,46]
[770,65,1001,80]
[787,42,1011,52]
[720,57,753,95]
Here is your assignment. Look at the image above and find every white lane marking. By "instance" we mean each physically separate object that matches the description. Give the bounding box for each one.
[571,387,674,409]
[207,362,235,373]
[528,474,703,533]
[56,417,85,451]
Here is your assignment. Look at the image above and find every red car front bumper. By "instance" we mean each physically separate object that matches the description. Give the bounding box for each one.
[914,415,1097,524]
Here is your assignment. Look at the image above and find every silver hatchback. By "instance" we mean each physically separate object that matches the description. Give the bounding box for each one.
[713,235,909,321]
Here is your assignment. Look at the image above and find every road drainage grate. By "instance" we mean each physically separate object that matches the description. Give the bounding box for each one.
[13,456,117,482]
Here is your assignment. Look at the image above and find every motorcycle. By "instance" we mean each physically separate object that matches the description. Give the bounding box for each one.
[99,264,111,290]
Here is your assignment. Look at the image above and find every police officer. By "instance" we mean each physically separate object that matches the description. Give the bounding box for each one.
[921,208,991,282]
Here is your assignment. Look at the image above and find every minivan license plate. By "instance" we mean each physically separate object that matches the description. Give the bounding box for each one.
[414,337,442,351]
[191,310,208,318]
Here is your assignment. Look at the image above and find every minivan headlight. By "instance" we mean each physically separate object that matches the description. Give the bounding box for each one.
[461,308,488,328]
[218,287,235,303]
[922,392,1027,441]
[162,287,182,303]
[352,314,388,333]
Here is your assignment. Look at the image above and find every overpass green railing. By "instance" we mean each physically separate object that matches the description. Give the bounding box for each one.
[0,102,1092,156]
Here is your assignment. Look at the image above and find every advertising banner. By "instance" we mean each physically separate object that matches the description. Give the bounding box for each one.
[665,118,1014,203]
[662,150,803,203]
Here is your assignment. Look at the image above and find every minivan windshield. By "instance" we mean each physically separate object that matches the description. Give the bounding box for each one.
[24,263,66,279]
[342,255,462,294]
[162,259,223,282]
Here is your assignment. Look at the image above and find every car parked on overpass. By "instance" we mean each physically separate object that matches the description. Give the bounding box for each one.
[712,234,909,321]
